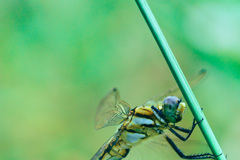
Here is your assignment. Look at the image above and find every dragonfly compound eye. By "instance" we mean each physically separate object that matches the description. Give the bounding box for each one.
[163,96,182,123]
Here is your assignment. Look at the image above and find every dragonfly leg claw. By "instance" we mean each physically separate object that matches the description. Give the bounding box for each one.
[215,153,222,157]
[195,117,204,125]
[215,152,228,159]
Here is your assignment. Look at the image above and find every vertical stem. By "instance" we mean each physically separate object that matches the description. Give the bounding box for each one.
[135,0,225,159]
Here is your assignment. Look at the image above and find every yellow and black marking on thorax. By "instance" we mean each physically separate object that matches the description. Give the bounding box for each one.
[120,105,168,145]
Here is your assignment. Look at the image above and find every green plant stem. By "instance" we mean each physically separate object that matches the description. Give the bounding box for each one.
[135,0,225,159]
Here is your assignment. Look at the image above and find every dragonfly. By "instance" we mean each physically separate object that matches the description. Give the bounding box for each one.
[91,69,217,160]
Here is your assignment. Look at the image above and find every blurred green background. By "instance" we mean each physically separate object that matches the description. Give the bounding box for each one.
[0,0,240,159]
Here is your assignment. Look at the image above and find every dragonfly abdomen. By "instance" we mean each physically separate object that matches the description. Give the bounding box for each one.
[91,132,132,160]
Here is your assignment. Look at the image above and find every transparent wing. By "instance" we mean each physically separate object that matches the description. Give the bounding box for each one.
[95,88,130,130]
[144,69,207,105]
[126,131,211,160]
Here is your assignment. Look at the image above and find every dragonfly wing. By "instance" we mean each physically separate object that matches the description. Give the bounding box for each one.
[144,69,207,105]
[95,88,130,130]
[127,131,210,160]
[151,134,211,158]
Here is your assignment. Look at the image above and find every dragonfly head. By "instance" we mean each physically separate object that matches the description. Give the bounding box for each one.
[162,96,186,123]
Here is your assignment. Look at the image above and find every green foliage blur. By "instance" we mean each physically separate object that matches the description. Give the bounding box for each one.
[0,0,239,159]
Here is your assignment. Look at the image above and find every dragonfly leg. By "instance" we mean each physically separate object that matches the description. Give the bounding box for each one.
[169,118,203,141]
[165,135,215,159]
[151,105,167,122]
